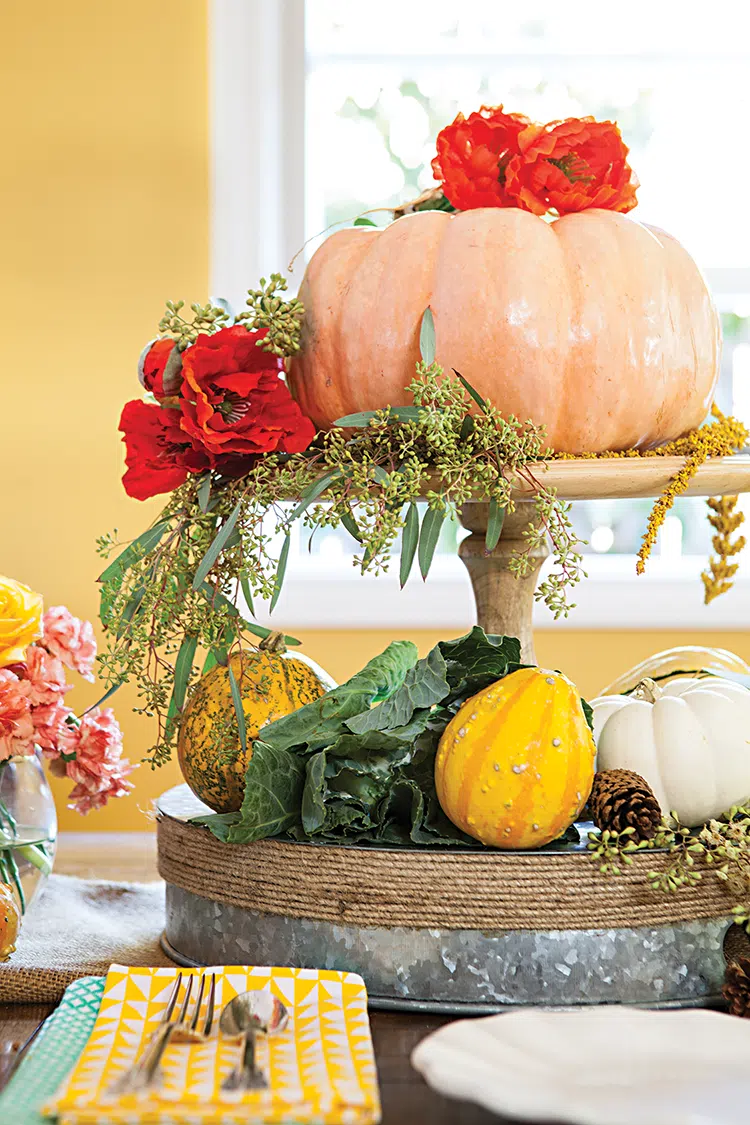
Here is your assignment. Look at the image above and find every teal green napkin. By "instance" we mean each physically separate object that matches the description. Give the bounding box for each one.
[0,976,105,1125]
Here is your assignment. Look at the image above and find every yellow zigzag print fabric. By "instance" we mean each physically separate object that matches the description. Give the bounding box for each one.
[46,964,381,1124]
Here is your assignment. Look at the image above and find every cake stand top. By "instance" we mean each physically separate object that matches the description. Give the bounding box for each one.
[503,454,750,502]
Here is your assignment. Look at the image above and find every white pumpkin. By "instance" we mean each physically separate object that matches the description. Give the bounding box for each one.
[591,676,750,827]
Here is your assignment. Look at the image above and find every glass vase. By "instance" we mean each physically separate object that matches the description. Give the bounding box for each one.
[0,752,57,914]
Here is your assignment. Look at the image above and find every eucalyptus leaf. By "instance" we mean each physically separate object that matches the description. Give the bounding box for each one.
[99,521,170,621]
[227,741,306,843]
[399,501,419,588]
[485,498,506,552]
[385,406,425,423]
[202,647,227,675]
[197,475,212,513]
[82,679,125,715]
[165,634,198,738]
[459,414,475,441]
[269,532,291,612]
[192,500,242,590]
[333,411,378,427]
[198,582,301,645]
[239,576,255,617]
[334,407,424,427]
[199,581,240,617]
[340,507,363,544]
[290,469,341,521]
[227,662,247,754]
[453,368,488,412]
[418,504,445,580]
[419,307,436,364]
[115,585,146,637]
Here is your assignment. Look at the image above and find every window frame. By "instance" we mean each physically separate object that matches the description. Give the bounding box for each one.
[210,0,750,630]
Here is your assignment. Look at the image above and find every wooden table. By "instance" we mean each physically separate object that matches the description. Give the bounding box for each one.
[0,833,531,1124]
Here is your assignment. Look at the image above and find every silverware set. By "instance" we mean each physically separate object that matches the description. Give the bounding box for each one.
[108,972,288,1097]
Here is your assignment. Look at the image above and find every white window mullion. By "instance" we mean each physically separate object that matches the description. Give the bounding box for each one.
[210,0,306,307]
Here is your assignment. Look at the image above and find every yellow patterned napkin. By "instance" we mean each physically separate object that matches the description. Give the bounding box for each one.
[45,964,381,1124]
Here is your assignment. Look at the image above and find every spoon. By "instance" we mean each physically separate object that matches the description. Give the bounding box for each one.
[219,990,289,1091]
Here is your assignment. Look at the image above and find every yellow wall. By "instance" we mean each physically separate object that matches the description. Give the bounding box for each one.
[2,3,749,832]
[0,1,209,828]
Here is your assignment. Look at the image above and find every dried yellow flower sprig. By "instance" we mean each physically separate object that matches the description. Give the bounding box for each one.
[635,407,748,575]
[558,407,748,581]
[701,495,746,604]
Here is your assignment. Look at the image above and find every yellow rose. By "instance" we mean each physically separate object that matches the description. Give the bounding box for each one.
[0,575,43,667]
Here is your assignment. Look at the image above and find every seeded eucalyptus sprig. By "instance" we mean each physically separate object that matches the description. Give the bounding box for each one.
[236,273,305,356]
[158,300,232,349]
[589,804,750,935]
[586,823,669,875]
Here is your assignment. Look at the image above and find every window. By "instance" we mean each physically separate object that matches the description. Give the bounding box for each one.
[211,0,750,629]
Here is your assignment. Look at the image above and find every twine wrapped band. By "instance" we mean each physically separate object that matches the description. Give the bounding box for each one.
[157,814,734,932]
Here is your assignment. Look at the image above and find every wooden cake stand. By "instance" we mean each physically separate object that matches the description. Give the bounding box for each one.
[458,455,750,662]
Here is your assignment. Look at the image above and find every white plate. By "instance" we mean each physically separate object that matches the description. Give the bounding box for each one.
[411,1006,750,1125]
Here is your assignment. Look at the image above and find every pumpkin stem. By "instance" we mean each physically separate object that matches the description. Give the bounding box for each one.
[259,631,287,655]
[631,677,662,704]
[392,186,455,218]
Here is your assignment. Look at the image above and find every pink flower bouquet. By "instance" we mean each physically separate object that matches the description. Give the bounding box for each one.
[0,577,132,815]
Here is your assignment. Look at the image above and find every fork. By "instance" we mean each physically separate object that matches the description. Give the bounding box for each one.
[107,971,217,1097]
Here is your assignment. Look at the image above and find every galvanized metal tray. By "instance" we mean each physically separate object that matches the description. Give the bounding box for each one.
[156,786,732,1012]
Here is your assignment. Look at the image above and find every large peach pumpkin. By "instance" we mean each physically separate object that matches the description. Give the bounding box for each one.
[288,208,720,453]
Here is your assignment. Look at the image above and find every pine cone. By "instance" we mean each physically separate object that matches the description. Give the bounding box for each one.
[723,956,750,1017]
[589,768,661,842]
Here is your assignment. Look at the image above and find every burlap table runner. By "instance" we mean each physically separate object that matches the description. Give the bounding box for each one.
[0,874,176,1003]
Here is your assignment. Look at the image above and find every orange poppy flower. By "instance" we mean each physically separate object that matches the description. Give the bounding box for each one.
[432,105,532,210]
[507,117,638,215]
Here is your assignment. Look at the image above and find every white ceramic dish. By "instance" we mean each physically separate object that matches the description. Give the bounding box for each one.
[411,1006,750,1125]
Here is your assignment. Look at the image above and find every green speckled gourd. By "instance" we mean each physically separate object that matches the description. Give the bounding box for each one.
[177,634,335,813]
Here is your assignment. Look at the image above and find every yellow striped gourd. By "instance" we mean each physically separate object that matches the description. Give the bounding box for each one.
[435,667,596,849]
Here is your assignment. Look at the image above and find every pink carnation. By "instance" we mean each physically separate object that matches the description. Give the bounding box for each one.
[60,707,134,814]
[24,645,72,706]
[32,700,76,757]
[68,769,133,815]
[41,607,97,682]
[63,707,123,785]
[0,669,34,761]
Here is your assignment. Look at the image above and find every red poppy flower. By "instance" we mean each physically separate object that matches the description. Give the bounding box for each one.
[506,118,638,216]
[179,325,316,466]
[119,400,209,501]
[431,105,533,210]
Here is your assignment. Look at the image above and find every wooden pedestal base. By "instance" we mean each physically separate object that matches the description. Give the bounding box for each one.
[458,502,547,664]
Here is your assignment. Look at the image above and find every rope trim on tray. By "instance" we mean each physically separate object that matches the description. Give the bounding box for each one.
[157,815,734,931]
